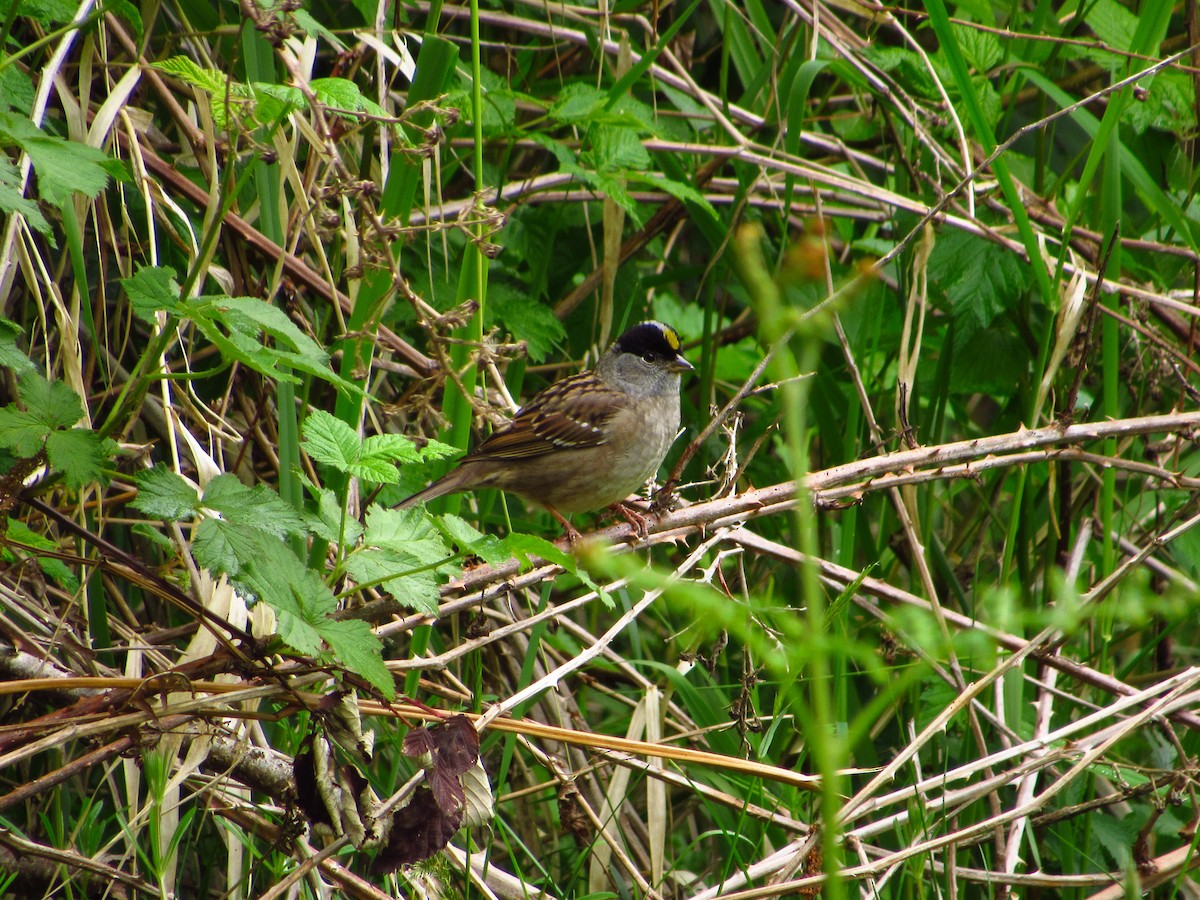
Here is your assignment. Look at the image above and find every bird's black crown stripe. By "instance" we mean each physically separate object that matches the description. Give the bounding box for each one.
[615,321,682,359]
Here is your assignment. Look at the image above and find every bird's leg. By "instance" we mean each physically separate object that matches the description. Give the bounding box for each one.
[609,501,651,540]
[544,504,584,545]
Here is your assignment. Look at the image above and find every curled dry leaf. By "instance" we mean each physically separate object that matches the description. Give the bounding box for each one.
[371,787,463,874]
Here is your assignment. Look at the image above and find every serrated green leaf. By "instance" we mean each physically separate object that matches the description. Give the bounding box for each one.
[567,164,641,222]
[953,22,1002,72]
[45,429,111,488]
[361,432,422,466]
[21,372,84,430]
[304,484,361,543]
[503,532,575,573]
[132,466,200,520]
[311,77,386,118]
[170,295,360,396]
[122,266,182,323]
[928,230,1027,329]
[1082,0,1141,53]
[0,407,47,456]
[192,317,303,384]
[302,414,418,484]
[250,83,303,124]
[486,287,565,363]
[2,518,80,591]
[195,521,303,598]
[363,506,450,563]
[344,548,441,615]
[302,409,361,472]
[438,514,508,566]
[201,474,308,538]
[10,0,76,25]
[193,517,239,575]
[0,316,34,376]
[0,65,35,116]
[585,125,650,172]
[526,133,576,168]
[132,522,177,553]
[347,456,402,484]
[4,517,56,551]
[419,439,461,462]
[152,56,227,95]
[289,8,346,49]
[198,296,328,365]
[0,111,44,144]
[628,173,719,226]
[0,155,51,235]
[274,603,325,656]
[104,0,143,40]
[316,618,393,698]
[549,83,607,124]
[21,136,112,206]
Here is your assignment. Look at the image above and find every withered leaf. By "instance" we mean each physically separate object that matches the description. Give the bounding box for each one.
[428,761,465,816]
[293,746,332,827]
[371,786,463,873]
[434,715,479,776]
[402,726,437,760]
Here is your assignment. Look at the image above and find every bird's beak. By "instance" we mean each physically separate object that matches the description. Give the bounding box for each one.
[670,356,695,374]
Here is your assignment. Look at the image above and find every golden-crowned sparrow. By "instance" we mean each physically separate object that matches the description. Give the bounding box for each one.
[396,321,693,540]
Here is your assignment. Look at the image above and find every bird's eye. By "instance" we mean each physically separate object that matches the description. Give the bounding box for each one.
[643,352,656,363]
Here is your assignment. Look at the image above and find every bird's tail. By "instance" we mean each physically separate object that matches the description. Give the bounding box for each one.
[394,471,463,510]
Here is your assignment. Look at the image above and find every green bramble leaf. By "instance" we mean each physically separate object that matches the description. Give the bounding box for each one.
[270,568,331,657]
[121,266,182,323]
[4,518,80,591]
[437,514,508,567]
[304,483,362,544]
[0,406,48,457]
[504,532,574,572]
[344,548,441,615]
[21,373,85,430]
[20,136,113,206]
[0,155,51,236]
[132,466,200,520]
[0,316,35,376]
[628,173,719,224]
[302,410,361,472]
[0,113,118,208]
[201,474,308,539]
[192,517,242,578]
[311,77,386,119]
[0,397,114,487]
[549,83,606,124]
[0,373,87,457]
[0,67,35,116]
[304,410,447,483]
[122,286,361,396]
[152,56,226,95]
[486,285,565,363]
[361,432,424,468]
[583,125,650,172]
[362,507,451,564]
[417,439,461,462]
[504,532,609,605]
[316,618,394,698]
[45,429,113,489]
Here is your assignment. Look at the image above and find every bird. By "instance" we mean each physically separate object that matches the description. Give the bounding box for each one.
[396,321,693,542]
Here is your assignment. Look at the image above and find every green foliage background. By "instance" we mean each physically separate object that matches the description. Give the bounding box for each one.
[0,0,1199,896]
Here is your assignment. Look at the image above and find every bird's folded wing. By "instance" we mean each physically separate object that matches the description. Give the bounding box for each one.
[468,373,620,460]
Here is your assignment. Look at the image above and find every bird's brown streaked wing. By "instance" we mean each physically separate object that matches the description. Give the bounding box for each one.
[467,374,622,460]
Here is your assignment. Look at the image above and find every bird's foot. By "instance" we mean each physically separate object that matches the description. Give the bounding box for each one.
[609,501,651,541]
[545,504,585,545]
